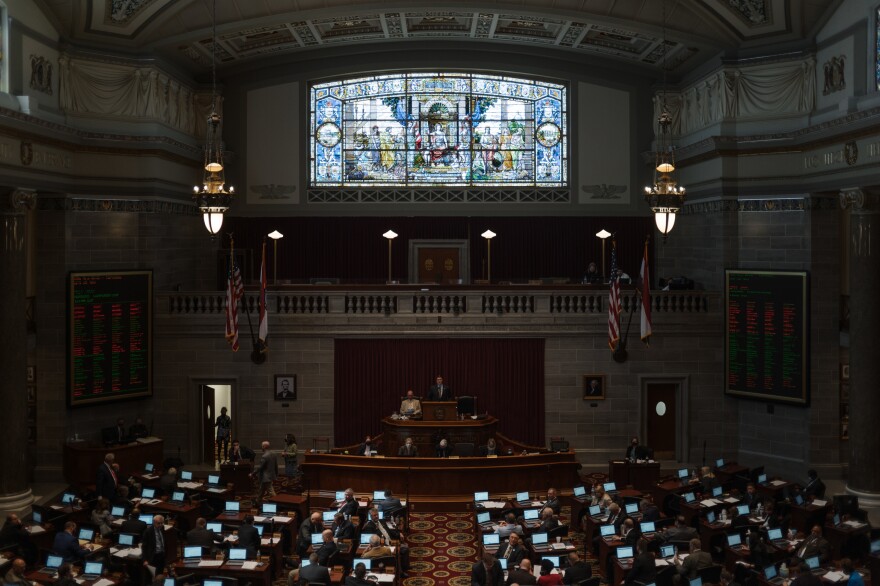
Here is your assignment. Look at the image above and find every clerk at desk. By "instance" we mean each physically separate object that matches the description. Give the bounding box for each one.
[399,390,422,418]
[427,375,451,401]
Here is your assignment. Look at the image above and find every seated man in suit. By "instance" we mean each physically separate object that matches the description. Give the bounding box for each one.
[625,437,647,461]
[297,512,324,556]
[129,418,149,439]
[159,467,177,496]
[337,487,359,518]
[315,529,338,566]
[398,438,419,457]
[660,515,698,544]
[356,436,376,456]
[121,508,148,536]
[698,466,719,492]
[640,497,661,522]
[741,483,759,510]
[506,558,537,586]
[378,489,403,515]
[52,522,91,563]
[621,518,640,547]
[399,390,422,418]
[346,562,373,586]
[236,515,261,559]
[331,512,355,541]
[436,438,453,458]
[626,538,657,586]
[789,525,831,564]
[543,488,561,515]
[427,375,451,401]
[562,552,592,584]
[361,507,409,576]
[537,507,559,532]
[472,551,504,586]
[186,517,222,555]
[497,512,524,538]
[478,438,499,457]
[802,470,826,500]
[363,533,393,558]
[495,533,526,569]
[288,553,330,586]
[791,562,823,586]
[675,539,713,584]
[0,514,37,565]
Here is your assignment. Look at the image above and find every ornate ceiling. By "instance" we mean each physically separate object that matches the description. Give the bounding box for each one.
[34,0,841,75]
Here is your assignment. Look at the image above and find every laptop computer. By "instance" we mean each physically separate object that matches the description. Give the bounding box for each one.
[659,545,676,560]
[373,490,386,501]
[207,522,222,533]
[523,509,540,521]
[360,533,374,544]
[832,513,842,526]
[767,528,788,547]
[81,561,104,580]
[352,558,372,571]
[690,578,703,586]
[682,492,696,504]
[226,548,248,565]
[141,487,157,499]
[255,525,265,537]
[204,580,224,586]
[757,473,768,485]
[706,511,718,525]
[78,527,95,544]
[144,462,155,473]
[61,492,76,504]
[301,558,312,568]
[32,510,42,525]
[483,534,501,547]
[871,539,880,555]
[677,468,690,481]
[335,490,346,502]
[726,533,744,550]
[625,502,639,515]
[262,503,277,515]
[589,505,604,518]
[600,525,616,539]
[805,556,823,574]
[475,491,489,502]
[712,486,723,497]
[542,556,560,568]
[476,512,492,527]
[763,565,784,584]
[573,486,587,498]
[532,533,549,547]
[164,578,175,586]
[736,504,750,517]
[716,459,725,468]
[322,511,336,523]
[180,470,193,481]
[111,505,126,517]
[516,491,530,505]
[603,482,617,493]
[617,546,634,562]
[139,514,153,524]
[118,533,137,547]
[640,521,656,535]
[311,533,324,545]
[207,474,221,487]
[182,546,203,564]
[794,494,805,505]
[38,554,63,574]
[223,500,240,514]
[171,490,186,504]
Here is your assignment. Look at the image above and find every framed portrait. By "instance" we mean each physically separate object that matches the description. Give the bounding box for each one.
[274,374,297,401]
[840,364,849,381]
[27,365,35,383]
[583,374,606,400]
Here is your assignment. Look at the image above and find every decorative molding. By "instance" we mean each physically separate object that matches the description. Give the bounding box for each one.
[581,184,626,199]
[683,195,839,215]
[725,0,770,26]
[10,190,37,212]
[29,56,53,95]
[822,55,846,95]
[108,0,156,25]
[36,196,199,215]
[307,187,570,204]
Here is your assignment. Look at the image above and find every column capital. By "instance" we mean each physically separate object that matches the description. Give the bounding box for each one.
[1,189,36,214]
[840,187,880,211]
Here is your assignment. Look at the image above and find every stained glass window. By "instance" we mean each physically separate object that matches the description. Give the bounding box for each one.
[310,73,567,187]
[877,8,880,91]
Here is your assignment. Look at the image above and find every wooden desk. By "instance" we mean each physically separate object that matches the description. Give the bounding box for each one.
[825,521,870,560]
[715,464,749,484]
[140,500,200,533]
[170,560,272,586]
[380,416,498,457]
[63,439,164,488]
[300,452,580,503]
[790,503,830,534]
[266,493,307,525]
[598,536,624,578]
[608,461,661,491]
[420,401,459,421]
[220,462,254,497]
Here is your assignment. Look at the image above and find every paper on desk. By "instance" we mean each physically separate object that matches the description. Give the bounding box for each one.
[700,499,720,507]
[272,516,291,523]
[198,560,224,567]
[178,481,201,489]
[481,501,507,509]
[843,520,866,528]
[93,579,115,586]
[242,561,259,570]
[655,559,670,567]
[823,571,846,582]
[51,505,64,510]
[26,525,45,534]
[770,480,786,486]
[260,538,274,546]
[207,488,225,493]
[812,499,827,507]
[142,474,158,480]
[723,497,740,503]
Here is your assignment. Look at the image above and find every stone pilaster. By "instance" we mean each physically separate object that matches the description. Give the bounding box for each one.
[0,189,36,514]
[841,188,880,506]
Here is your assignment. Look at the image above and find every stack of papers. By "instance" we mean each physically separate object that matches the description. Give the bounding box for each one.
[481,501,507,509]
[112,547,142,558]
[723,497,740,504]
[26,525,45,534]
[843,520,866,528]
[198,560,224,567]
[812,499,828,507]
[242,561,260,570]
[94,579,115,586]
[700,498,721,507]
[655,559,670,567]
[770,480,787,486]
[823,571,846,582]
[178,481,202,489]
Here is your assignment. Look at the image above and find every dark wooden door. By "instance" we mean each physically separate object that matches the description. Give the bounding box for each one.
[646,383,677,460]
[201,385,216,464]
[417,247,460,283]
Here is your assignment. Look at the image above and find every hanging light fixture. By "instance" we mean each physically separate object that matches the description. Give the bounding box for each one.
[193,0,233,236]
[644,0,685,241]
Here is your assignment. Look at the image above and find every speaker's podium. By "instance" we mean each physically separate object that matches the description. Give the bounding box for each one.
[421,401,458,421]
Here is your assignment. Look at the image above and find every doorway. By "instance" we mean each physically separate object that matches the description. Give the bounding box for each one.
[644,381,682,461]
[409,239,470,284]
[200,384,232,466]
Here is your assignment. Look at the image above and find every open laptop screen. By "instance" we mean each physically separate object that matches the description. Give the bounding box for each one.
[768,528,783,541]
[727,533,742,547]
[360,533,373,544]
[61,493,76,504]
[208,474,220,485]
[542,556,560,568]
[677,468,689,479]
[373,490,386,500]
[757,474,767,484]
[640,521,656,533]
[228,548,247,561]
[532,533,549,545]
[118,533,135,546]
[111,506,126,517]
[712,486,723,497]
[706,511,716,524]
[477,512,491,524]
[32,510,42,524]
[144,462,154,472]
[78,528,95,541]
[225,501,240,512]
[573,486,586,497]
[83,562,103,576]
[600,525,615,537]
[483,534,500,546]
[805,556,820,570]
[142,488,156,499]
[764,566,778,580]
[523,509,539,520]
[180,471,193,481]
[207,522,222,533]
[516,491,529,502]
[589,505,602,516]
[737,504,750,516]
[660,545,675,558]
[603,482,617,492]
[625,503,639,514]
[716,459,725,468]
[474,491,489,502]
[616,546,634,560]
[322,511,336,522]
[690,578,703,586]
[353,558,372,570]
[682,492,695,503]
[262,503,277,515]
[311,533,323,545]
[171,490,185,503]
[139,514,153,524]
[184,546,202,559]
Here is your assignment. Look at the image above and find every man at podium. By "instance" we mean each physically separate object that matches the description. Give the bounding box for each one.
[427,375,451,401]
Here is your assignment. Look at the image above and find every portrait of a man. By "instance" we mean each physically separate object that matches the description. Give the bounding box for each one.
[583,374,605,400]
[275,375,297,400]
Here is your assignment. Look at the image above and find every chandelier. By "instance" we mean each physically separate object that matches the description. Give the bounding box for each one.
[644,1,685,240]
[192,0,233,235]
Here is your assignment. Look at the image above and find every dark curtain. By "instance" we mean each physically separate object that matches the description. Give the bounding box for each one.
[333,338,545,447]
[226,216,653,285]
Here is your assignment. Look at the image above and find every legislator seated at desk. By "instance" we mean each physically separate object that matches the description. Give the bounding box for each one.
[399,391,422,419]
[397,439,418,457]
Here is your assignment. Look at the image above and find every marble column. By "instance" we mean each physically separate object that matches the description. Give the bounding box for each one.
[841,188,880,507]
[0,190,35,514]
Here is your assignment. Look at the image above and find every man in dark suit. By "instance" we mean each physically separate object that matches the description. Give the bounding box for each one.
[361,507,409,576]
[291,553,330,586]
[398,438,419,457]
[495,533,526,569]
[593,502,626,556]
[315,529,338,566]
[562,552,591,584]
[52,522,90,563]
[625,539,656,586]
[0,514,37,565]
[802,470,826,499]
[337,488,359,518]
[537,507,559,532]
[621,519,640,547]
[129,418,149,439]
[236,515,261,559]
[331,512,355,540]
[661,516,698,544]
[472,551,504,586]
[427,375,451,401]
[640,498,661,522]
[543,488,561,515]
[140,515,167,575]
[741,484,759,510]
[478,438,499,457]
[252,440,278,503]
[625,437,647,460]
[356,436,375,456]
[297,512,324,556]
[378,490,403,515]
[507,559,537,586]
[346,563,373,586]
[120,509,148,537]
[436,439,453,457]
[159,467,177,496]
[186,517,222,555]
[676,539,713,583]
[790,525,831,564]
[791,563,823,586]
[96,453,118,501]
[113,418,130,444]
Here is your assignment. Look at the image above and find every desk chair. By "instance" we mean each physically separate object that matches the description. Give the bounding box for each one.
[697,564,723,585]
[456,396,476,416]
[550,437,569,452]
[548,524,569,540]
[207,576,239,586]
[368,555,396,571]
[655,565,677,586]
[312,437,330,453]
[576,578,600,586]
[452,442,475,457]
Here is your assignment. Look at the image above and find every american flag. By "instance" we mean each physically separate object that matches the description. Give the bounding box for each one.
[258,241,268,349]
[225,250,244,352]
[640,239,652,345]
[608,239,621,351]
